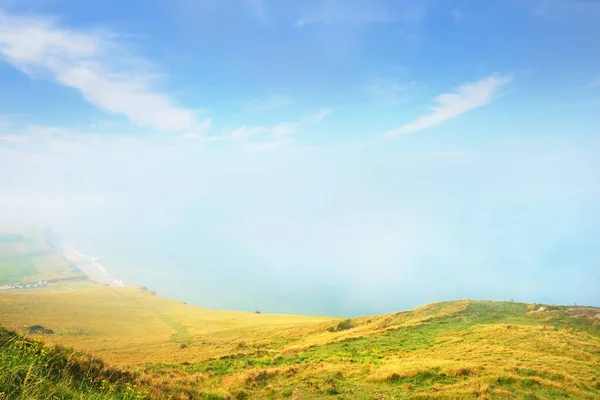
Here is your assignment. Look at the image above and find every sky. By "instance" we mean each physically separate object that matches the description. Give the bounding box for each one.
[0,0,599,316]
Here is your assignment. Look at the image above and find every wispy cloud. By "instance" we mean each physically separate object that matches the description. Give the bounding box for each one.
[451,7,465,23]
[228,125,269,141]
[0,10,207,133]
[0,114,16,129]
[308,108,332,124]
[364,80,416,107]
[243,95,293,113]
[242,0,270,24]
[529,0,600,18]
[385,75,512,137]
[218,108,332,151]
[243,140,284,153]
[294,0,424,28]
[272,122,299,139]
[178,119,213,140]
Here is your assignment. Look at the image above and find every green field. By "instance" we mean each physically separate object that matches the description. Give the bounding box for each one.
[0,230,84,285]
[0,257,36,285]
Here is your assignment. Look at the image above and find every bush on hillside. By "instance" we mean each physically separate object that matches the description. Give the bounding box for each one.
[328,319,355,332]
[26,324,54,335]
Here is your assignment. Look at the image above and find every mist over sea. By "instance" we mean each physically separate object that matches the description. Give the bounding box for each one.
[3,141,599,316]
[55,189,600,317]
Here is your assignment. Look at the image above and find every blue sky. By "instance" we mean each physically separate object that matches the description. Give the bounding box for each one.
[0,0,599,315]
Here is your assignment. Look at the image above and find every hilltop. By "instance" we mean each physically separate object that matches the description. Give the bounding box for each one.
[0,231,599,399]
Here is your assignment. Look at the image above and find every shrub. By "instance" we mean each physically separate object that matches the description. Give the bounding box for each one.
[26,324,54,334]
[244,370,278,387]
[328,319,355,332]
[324,385,340,395]
[203,394,227,400]
[234,390,249,400]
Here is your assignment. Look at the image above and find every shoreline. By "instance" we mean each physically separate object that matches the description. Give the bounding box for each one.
[64,250,124,287]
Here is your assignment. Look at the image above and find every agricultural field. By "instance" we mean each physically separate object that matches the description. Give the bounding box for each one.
[0,257,36,286]
[0,230,84,286]
[0,284,599,399]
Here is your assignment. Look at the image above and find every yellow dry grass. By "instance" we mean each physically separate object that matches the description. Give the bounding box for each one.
[0,284,333,366]
[1,235,599,399]
[1,285,598,399]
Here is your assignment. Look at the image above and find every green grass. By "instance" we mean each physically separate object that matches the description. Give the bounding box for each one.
[0,258,36,285]
[0,325,147,400]
[154,312,191,347]
[140,300,600,399]
[1,276,599,399]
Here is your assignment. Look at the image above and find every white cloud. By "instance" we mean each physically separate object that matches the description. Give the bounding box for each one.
[0,115,14,129]
[529,0,600,18]
[219,108,332,151]
[242,0,269,23]
[451,7,465,22]
[243,95,293,112]
[0,123,113,155]
[308,108,332,124]
[385,75,512,137]
[364,80,415,106]
[179,119,213,140]
[0,134,28,145]
[294,0,424,28]
[243,140,284,152]
[272,122,298,139]
[294,0,387,27]
[0,10,206,133]
[225,109,331,142]
[229,125,268,141]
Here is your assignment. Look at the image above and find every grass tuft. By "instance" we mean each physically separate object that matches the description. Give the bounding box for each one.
[0,325,146,399]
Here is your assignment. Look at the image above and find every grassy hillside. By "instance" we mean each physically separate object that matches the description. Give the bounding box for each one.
[0,325,146,399]
[0,285,332,366]
[137,300,600,399]
[1,232,599,398]
[1,284,599,399]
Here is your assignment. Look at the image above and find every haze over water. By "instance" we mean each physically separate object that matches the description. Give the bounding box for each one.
[1,0,599,316]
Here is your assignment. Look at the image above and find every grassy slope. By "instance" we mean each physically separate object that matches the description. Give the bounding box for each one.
[140,300,600,400]
[1,232,599,398]
[0,285,333,366]
[0,285,599,399]
[0,325,146,399]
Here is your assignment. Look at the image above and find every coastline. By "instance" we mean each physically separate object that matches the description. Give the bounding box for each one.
[64,250,124,287]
